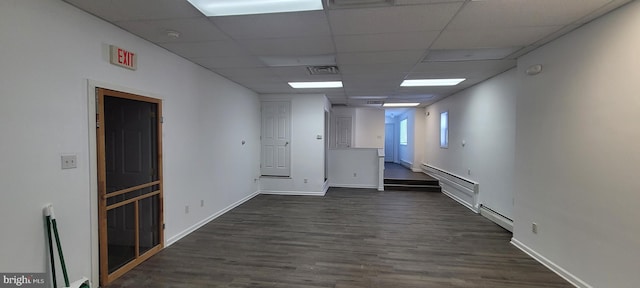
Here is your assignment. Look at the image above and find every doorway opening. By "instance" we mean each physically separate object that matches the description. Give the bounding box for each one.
[96,88,164,285]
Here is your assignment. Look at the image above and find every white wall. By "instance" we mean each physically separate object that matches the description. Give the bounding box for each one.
[354,108,385,148]
[513,2,640,287]
[259,94,329,195]
[396,110,415,168]
[328,148,380,189]
[331,107,385,148]
[424,69,517,219]
[0,0,261,284]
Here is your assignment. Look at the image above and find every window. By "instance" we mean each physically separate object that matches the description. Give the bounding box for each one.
[399,118,408,146]
[440,111,448,148]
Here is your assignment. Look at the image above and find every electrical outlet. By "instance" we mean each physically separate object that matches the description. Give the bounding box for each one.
[200,200,204,207]
[304,178,308,184]
[467,169,471,175]
[532,222,538,234]
[185,205,189,214]
[61,155,77,169]
[353,172,357,177]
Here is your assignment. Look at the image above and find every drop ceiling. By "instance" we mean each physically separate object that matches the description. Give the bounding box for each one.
[63,0,631,106]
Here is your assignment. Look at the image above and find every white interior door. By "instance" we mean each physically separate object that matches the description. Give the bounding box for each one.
[336,117,352,148]
[261,101,291,176]
[384,123,394,162]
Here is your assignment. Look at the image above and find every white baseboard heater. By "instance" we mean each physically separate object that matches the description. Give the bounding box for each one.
[422,163,479,212]
[479,204,513,232]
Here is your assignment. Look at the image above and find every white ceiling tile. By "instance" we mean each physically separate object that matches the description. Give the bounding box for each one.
[159,41,248,58]
[115,18,229,43]
[213,68,281,79]
[337,50,425,65]
[344,89,397,96]
[238,37,335,56]
[242,83,295,94]
[64,0,202,21]
[64,0,629,107]
[212,11,331,39]
[192,56,266,69]
[339,62,415,74]
[344,79,402,91]
[410,60,516,78]
[342,73,405,82]
[328,3,462,35]
[424,48,520,62]
[432,26,561,49]
[335,31,439,53]
[270,67,342,81]
[448,0,612,29]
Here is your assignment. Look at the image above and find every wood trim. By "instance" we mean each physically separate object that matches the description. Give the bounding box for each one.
[101,88,162,104]
[105,245,162,284]
[96,88,109,286]
[106,191,160,211]
[105,181,161,199]
[157,100,164,248]
[96,87,164,286]
[134,200,140,258]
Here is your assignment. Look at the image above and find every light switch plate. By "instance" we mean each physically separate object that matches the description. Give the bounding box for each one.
[61,155,77,169]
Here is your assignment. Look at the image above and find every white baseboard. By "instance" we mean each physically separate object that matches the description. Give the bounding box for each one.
[511,238,590,288]
[261,190,326,196]
[329,183,378,189]
[442,189,478,213]
[322,180,330,193]
[166,190,259,246]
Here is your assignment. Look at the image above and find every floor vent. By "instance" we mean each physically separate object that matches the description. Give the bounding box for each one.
[307,65,340,75]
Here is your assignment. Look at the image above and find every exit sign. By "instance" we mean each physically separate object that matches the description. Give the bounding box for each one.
[109,45,137,70]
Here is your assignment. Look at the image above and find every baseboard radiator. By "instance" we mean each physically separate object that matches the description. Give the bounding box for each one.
[422,163,479,212]
[479,204,513,232]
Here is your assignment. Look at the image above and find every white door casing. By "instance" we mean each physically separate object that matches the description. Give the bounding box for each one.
[261,101,291,176]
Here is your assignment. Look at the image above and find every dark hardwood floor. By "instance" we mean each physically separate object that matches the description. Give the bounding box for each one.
[384,162,436,181]
[107,188,570,288]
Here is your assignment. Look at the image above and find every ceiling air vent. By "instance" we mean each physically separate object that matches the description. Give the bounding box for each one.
[307,65,340,75]
[366,100,384,105]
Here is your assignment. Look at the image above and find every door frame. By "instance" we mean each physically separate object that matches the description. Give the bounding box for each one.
[87,80,165,286]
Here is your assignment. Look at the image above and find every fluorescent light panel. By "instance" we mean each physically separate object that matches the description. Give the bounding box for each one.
[401,78,465,87]
[187,0,323,16]
[383,103,420,107]
[289,81,343,88]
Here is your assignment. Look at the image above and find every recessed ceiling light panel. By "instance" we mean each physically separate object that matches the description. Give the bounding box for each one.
[400,79,465,87]
[187,0,324,17]
[289,81,343,88]
[383,103,420,107]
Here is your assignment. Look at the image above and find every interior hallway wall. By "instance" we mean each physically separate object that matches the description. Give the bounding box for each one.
[259,94,329,195]
[513,2,640,287]
[424,69,517,219]
[0,0,261,283]
[354,108,385,148]
[397,109,426,171]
